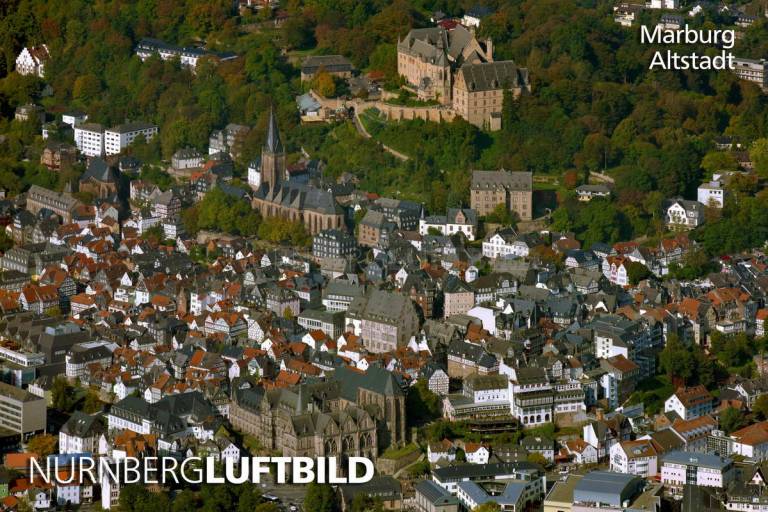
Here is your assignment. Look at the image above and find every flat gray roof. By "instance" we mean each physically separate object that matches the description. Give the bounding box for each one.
[573,471,642,507]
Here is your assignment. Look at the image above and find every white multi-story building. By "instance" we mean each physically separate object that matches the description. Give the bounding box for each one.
[104,122,158,155]
[698,180,725,209]
[502,365,555,427]
[482,230,539,259]
[664,385,713,420]
[59,411,104,455]
[649,0,679,8]
[74,123,105,157]
[660,451,735,495]
[609,439,659,477]
[135,38,236,71]
[733,58,768,91]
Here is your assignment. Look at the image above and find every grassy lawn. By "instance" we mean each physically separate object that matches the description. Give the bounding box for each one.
[359,108,388,135]
[381,443,421,460]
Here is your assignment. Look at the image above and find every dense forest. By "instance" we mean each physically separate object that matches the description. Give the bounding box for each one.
[1,0,768,256]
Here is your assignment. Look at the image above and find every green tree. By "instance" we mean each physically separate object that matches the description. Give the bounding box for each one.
[405,380,441,427]
[658,334,696,385]
[82,390,103,413]
[0,230,12,252]
[720,406,747,435]
[527,452,549,467]
[701,151,738,176]
[753,394,768,421]
[172,490,198,512]
[484,203,516,227]
[750,138,768,178]
[313,70,336,98]
[349,494,384,512]
[626,261,652,285]
[51,376,76,412]
[304,483,338,512]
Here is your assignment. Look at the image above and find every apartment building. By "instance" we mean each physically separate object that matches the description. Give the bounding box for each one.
[660,451,735,495]
[0,382,46,437]
[733,57,767,91]
[104,122,158,155]
[74,123,105,157]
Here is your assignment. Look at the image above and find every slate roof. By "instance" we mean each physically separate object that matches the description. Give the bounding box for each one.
[255,181,342,215]
[331,365,404,399]
[415,479,458,506]
[80,158,118,184]
[61,411,105,437]
[301,55,353,75]
[471,170,532,190]
[459,60,528,92]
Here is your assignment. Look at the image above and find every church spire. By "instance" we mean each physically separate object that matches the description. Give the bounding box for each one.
[265,107,283,154]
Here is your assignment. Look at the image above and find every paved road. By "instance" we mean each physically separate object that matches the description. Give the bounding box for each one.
[258,474,307,510]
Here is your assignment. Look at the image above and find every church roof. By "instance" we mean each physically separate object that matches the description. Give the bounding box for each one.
[81,157,119,184]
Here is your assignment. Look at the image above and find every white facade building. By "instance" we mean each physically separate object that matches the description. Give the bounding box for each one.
[104,123,158,155]
[74,124,105,157]
[16,45,49,77]
[609,440,658,478]
[649,0,680,8]
[419,208,477,241]
[660,451,735,494]
[698,180,725,209]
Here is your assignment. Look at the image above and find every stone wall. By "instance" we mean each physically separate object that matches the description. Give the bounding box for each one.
[375,446,421,475]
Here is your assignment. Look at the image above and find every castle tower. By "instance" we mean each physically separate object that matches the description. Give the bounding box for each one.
[261,107,285,190]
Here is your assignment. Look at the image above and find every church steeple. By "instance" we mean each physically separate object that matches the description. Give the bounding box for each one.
[261,107,285,189]
[265,107,283,154]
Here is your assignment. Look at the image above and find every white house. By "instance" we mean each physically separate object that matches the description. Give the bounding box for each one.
[661,451,734,495]
[461,6,492,27]
[16,45,49,77]
[609,439,659,477]
[464,443,491,464]
[104,122,158,155]
[563,439,599,465]
[730,421,768,461]
[428,439,457,464]
[664,386,713,421]
[697,180,725,209]
[602,256,630,287]
[483,230,539,259]
[59,411,104,454]
[419,208,478,241]
[665,198,705,229]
